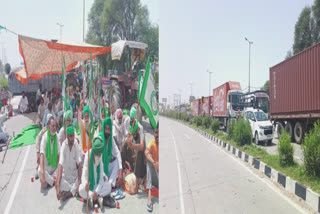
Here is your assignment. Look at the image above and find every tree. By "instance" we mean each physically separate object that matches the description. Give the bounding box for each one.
[312,0,320,43]
[0,60,3,72]
[292,6,314,55]
[285,49,293,59]
[261,80,270,96]
[87,0,158,73]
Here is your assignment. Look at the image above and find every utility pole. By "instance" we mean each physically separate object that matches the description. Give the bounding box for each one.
[57,23,64,41]
[83,0,85,42]
[245,37,253,93]
[207,70,213,97]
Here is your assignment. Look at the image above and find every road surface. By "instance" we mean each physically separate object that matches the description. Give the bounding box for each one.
[0,96,158,214]
[159,116,309,214]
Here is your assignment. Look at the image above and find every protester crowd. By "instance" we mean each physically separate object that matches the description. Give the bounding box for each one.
[20,68,159,212]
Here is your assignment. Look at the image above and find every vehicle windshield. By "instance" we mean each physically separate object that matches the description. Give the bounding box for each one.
[230,92,243,104]
[254,111,268,121]
[256,97,269,113]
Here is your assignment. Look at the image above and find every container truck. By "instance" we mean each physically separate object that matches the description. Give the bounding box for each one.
[212,81,244,129]
[270,42,320,143]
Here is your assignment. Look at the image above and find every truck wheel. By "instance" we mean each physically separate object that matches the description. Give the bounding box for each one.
[285,121,294,142]
[108,80,123,112]
[294,122,304,144]
[255,132,259,145]
[277,122,284,137]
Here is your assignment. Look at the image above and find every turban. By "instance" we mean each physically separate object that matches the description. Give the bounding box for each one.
[92,136,104,155]
[66,125,74,135]
[123,109,128,116]
[83,105,90,117]
[116,109,123,119]
[130,107,136,119]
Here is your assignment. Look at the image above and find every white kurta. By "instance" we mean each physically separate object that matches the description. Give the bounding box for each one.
[113,120,125,150]
[38,133,60,186]
[58,127,66,146]
[19,96,28,113]
[59,139,81,195]
[107,140,123,187]
[79,151,111,199]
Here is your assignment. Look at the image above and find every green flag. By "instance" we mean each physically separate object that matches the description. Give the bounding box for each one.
[139,57,158,129]
[62,56,68,111]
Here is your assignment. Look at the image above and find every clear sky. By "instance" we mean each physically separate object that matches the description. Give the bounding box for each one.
[160,0,314,106]
[0,0,158,68]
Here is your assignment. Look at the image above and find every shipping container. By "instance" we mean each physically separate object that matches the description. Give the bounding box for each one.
[212,81,243,129]
[191,99,200,117]
[199,96,212,116]
[269,42,320,143]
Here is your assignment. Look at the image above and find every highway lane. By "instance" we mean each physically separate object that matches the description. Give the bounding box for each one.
[159,116,308,214]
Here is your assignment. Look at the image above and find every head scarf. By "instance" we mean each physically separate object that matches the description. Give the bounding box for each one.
[89,137,103,191]
[130,107,136,119]
[116,109,123,119]
[83,105,90,118]
[98,117,113,177]
[46,129,58,168]
[64,110,73,124]
[100,106,107,121]
[123,109,128,116]
[130,119,138,134]
[66,125,74,135]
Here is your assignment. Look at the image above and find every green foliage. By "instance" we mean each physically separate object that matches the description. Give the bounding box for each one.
[87,0,158,72]
[202,116,211,129]
[211,119,219,134]
[260,80,270,96]
[285,50,293,59]
[278,128,294,167]
[233,118,252,146]
[194,116,202,127]
[303,120,320,176]
[227,118,236,140]
[293,6,314,54]
[0,77,8,89]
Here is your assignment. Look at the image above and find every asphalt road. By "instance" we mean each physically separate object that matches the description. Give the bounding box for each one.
[0,96,158,214]
[159,116,309,214]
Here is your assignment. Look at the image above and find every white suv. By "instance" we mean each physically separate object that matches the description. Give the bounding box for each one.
[244,108,273,145]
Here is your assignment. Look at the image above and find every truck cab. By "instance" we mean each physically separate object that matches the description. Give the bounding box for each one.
[227,90,244,118]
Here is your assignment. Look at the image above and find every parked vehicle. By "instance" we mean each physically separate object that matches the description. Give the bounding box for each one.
[244,108,273,145]
[241,90,270,116]
[212,81,244,129]
[270,42,320,144]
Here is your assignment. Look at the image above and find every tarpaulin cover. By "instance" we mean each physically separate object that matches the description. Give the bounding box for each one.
[10,125,41,149]
[111,40,148,61]
[17,35,111,84]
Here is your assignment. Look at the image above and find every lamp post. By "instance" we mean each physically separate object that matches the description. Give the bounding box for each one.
[57,23,64,41]
[245,37,253,93]
[83,0,85,42]
[207,70,213,97]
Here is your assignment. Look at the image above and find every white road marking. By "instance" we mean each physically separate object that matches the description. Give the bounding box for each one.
[4,146,30,214]
[197,132,308,214]
[169,128,185,214]
[184,134,190,140]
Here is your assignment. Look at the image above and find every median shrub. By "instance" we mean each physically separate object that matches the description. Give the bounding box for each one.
[303,121,320,176]
[278,128,294,167]
[233,118,252,146]
[227,118,236,140]
[194,116,202,127]
[202,116,211,129]
[211,119,219,134]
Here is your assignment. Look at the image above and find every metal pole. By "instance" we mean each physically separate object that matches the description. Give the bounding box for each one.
[57,23,64,41]
[245,37,253,93]
[207,70,213,97]
[83,0,85,42]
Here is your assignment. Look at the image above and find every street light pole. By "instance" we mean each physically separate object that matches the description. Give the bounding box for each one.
[207,70,213,97]
[245,37,253,93]
[57,23,64,41]
[83,0,85,42]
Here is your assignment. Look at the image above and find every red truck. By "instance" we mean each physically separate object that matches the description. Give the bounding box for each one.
[270,42,320,144]
[212,81,244,129]
[199,96,213,116]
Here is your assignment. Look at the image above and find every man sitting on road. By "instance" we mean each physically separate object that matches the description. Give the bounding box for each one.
[18,91,28,114]
[78,102,92,154]
[113,109,125,151]
[58,110,73,146]
[145,123,159,212]
[55,125,82,201]
[100,117,124,201]
[79,137,114,208]
[35,113,52,180]
[37,97,46,128]
[39,117,60,189]
[126,119,146,190]
[42,102,56,128]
